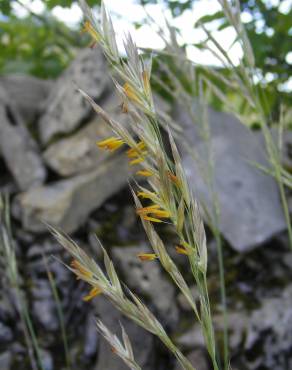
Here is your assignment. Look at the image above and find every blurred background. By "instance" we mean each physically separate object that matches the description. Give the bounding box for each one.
[0,1,292,370]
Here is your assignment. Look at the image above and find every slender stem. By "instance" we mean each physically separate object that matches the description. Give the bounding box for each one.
[255,104,292,249]
[214,228,228,370]
[17,287,46,370]
[209,187,229,370]
[274,156,292,249]
[202,275,219,370]
[188,257,219,370]
[14,290,38,370]
[44,256,71,369]
[200,85,229,370]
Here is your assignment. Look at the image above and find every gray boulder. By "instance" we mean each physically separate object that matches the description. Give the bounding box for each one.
[83,313,99,359]
[0,322,13,344]
[15,154,132,233]
[43,92,127,176]
[245,284,292,370]
[0,74,52,123]
[31,279,59,332]
[111,246,179,326]
[0,89,47,190]
[174,104,286,251]
[0,352,12,370]
[39,48,110,144]
[173,349,209,370]
[177,311,248,353]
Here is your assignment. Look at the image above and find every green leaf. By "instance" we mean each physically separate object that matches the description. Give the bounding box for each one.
[195,11,224,26]
[0,0,12,15]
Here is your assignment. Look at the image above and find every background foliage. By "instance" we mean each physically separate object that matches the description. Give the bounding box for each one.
[0,0,291,117]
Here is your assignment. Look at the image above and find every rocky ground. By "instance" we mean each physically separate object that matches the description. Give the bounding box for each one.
[0,47,291,370]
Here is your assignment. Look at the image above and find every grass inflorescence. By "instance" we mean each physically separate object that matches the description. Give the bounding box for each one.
[50,1,224,369]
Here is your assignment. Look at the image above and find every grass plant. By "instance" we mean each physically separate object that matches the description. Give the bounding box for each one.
[0,194,72,370]
[50,1,223,368]
[198,0,292,247]
[0,194,45,370]
[51,0,291,369]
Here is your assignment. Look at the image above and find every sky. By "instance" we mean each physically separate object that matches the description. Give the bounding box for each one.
[12,0,243,66]
[11,0,292,89]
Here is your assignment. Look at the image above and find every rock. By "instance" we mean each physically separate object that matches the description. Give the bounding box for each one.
[0,297,16,322]
[16,154,132,233]
[179,286,292,369]
[40,349,54,370]
[281,130,292,170]
[83,314,99,359]
[14,228,35,245]
[0,157,16,195]
[0,89,47,190]
[39,48,110,144]
[177,323,205,350]
[244,284,292,369]
[174,349,209,370]
[43,92,127,176]
[177,285,199,312]
[0,351,12,370]
[32,280,59,332]
[0,322,13,344]
[177,311,248,353]
[27,240,62,260]
[94,296,156,370]
[174,103,286,251]
[0,74,52,123]
[111,246,179,327]
[33,299,58,332]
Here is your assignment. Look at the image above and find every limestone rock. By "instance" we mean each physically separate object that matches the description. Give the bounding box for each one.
[15,154,132,233]
[245,284,292,369]
[40,350,54,370]
[43,93,127,176]
[83,313,99,359]
[39,48,110,144]
[0,322,13,344]
[31,280,58,332]
[0,74,52,123]
[0,352,12,370]
[174,104,286,251]
[177,285,199,312]
[0,89,47,190]
[174,349,209,370]
[111,246,179,327]
[177,311,248,353]
[177,323,205,350]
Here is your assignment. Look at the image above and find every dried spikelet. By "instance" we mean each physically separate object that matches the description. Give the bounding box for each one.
[176,198,185,234]
[137,253,158,261]
[95,320,141,370]
[131,191,200,319]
